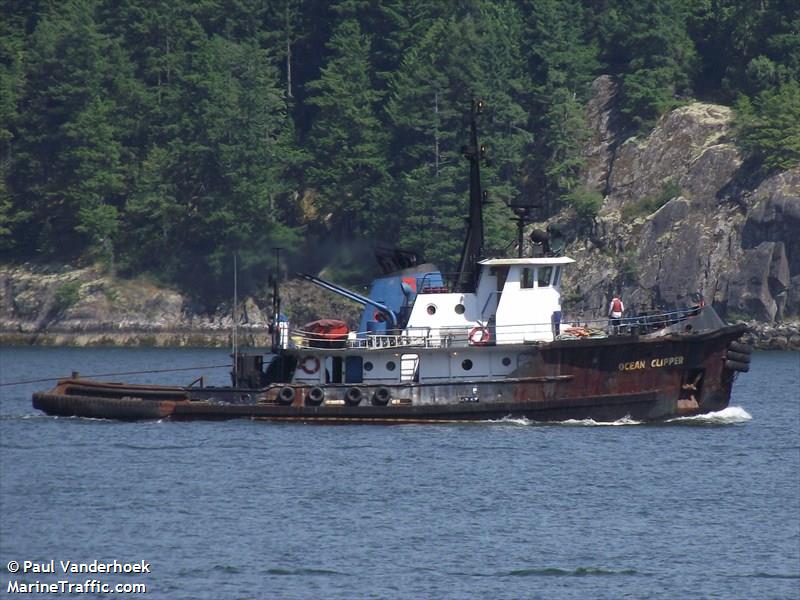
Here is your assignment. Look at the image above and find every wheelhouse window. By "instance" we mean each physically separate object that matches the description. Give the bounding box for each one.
[537,266,553,287]
[520,268,534,289]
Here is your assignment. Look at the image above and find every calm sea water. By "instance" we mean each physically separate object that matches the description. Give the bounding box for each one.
[1,347,798,600]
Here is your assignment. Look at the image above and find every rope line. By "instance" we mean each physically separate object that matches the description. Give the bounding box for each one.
[0,364,231,388]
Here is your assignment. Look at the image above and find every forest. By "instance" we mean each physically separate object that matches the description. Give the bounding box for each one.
[1,0,798,306]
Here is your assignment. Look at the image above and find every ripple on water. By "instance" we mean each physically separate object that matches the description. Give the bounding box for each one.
[504,567,640,577]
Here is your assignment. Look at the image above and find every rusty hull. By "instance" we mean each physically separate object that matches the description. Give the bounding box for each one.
[32,324,747,423]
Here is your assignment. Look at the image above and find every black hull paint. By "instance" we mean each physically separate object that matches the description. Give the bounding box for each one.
[33,389,661,423]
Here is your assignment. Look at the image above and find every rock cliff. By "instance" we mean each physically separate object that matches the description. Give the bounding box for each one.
[557,76,798,341]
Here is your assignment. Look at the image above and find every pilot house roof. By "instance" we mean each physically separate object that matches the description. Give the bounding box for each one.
[478,257,575,266]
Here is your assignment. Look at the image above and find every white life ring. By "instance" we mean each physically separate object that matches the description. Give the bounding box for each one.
[300,356,320,374]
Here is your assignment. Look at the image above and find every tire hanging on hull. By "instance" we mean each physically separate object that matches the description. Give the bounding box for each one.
[306,386,324,406]
[724,359,749,373]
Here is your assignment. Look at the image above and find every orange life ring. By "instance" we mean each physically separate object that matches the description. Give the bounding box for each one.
[468,326,491,345]
[300,356,320,374]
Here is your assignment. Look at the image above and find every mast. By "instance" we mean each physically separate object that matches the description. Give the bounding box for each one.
[455,99,486,293]
[271,247,282,352]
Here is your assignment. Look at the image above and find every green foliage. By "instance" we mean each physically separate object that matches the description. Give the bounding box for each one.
[689,0,800,100]
[519,0,598,206]
[385,6,529,268]
[597,0,697,131]
[735,80,800,172]
[0,0,797,307]
[621,181,682,220]
[54,280,82,312]
[305,19,388,239]
[564,187,603,222]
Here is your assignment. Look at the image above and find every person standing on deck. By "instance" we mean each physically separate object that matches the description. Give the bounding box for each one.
[608,296,624,334]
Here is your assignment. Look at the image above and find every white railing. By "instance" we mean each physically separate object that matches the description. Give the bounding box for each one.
[287,307,702,350]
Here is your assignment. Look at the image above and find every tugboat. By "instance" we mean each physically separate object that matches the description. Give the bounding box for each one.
[33,102,751,423]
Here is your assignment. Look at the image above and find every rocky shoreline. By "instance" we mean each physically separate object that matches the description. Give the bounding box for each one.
[741,320,800,351]
[2,263,798,350]
[0,262,360,349]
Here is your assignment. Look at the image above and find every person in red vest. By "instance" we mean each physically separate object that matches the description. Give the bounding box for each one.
[608,295,625,334]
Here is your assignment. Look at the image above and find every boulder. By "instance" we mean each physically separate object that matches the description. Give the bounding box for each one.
[605,104,739,212]
[725,242,790,322]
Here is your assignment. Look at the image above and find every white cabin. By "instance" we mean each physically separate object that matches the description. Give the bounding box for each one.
[403,256,574,345]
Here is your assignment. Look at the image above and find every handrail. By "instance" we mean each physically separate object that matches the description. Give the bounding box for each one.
[287,306,702,350]
[417,272,451,294]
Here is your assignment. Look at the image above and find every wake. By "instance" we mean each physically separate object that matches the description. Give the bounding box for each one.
[665,405,752,425]
[492,406,752,427]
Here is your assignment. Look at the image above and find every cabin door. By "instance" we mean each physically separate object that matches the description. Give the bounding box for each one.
[325,356,343,383]
[345,356,363,383]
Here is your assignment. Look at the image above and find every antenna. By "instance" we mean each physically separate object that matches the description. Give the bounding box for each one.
[507,197,540,258]
[455,99,487,293]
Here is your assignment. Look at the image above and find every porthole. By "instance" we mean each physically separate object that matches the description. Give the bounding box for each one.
[386,361,396,371]
[461,359,473,371]
[454,304,465,315]
[364,361,373,372]
[427,304,437,315]
[502,357,511,367]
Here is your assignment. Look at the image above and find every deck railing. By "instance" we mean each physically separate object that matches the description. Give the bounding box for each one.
[288,307,702,351]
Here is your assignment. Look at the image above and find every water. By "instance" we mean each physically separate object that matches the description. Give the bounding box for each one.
[1,347,798,600]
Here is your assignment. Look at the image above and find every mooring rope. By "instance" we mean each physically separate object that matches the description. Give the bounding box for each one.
[0,364,231,387]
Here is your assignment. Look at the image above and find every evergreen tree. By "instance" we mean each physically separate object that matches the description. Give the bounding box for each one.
[735,79,800,173]
[385,16,484,266]
[1,0,797,305]
[597,0,697,130]
[305,19,389,240]
[689,0,800,100]
[123,34,299,302]
[8,0,131,259]
[0,4,26,250]
[520,0,598,212]
[386,6,528,266]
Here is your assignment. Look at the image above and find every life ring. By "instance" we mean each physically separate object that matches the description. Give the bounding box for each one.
[468,326,491,346]
[300,356,320,375]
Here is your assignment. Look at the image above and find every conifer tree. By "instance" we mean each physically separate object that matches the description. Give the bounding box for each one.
[123,34,298,301]
[9,0,130,260]
[520,0,598,214]
[305,19,388,240]
[735,79,800,173]
[386,5,530,266]
[597,0,697,130]
[0,5,26,250]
